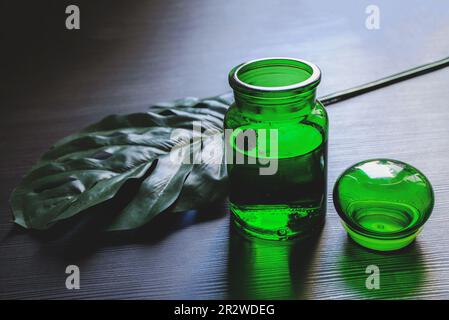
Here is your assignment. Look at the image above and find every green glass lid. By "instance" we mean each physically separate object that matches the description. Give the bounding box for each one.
[333,159,434,252]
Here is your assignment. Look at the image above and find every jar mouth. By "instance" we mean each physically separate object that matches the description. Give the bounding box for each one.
[231,57,321,93]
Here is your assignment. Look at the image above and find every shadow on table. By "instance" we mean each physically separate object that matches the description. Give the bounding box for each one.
[338,237,427,299]
[227,221,323,299]
[3,174,227,260]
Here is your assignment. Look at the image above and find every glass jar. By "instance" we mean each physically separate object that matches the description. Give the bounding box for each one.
[225,57,328,240]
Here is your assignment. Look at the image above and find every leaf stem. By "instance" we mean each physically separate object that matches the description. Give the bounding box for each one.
[319,55,449,106]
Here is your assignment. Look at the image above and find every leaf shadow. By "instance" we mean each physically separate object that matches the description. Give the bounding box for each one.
[49,208,226,261]
[8,172,227,261]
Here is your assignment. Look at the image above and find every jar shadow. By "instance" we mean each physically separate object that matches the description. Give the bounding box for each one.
[338,237,427,299]
[227,220,323,299]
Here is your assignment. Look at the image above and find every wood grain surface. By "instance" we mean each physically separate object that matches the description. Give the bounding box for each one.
[1,0,449,299]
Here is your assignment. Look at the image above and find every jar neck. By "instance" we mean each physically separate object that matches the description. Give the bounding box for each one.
[229,57,321,120]
[233,88,317,120]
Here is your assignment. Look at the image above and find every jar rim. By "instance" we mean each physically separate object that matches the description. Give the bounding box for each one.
[231,57,321,92]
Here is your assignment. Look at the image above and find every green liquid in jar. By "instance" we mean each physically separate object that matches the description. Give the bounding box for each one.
[228,122,327,240]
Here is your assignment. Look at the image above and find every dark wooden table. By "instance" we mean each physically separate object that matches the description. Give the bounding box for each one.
[1,0,449,299]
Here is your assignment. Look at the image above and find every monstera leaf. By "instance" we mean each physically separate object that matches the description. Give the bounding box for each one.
[10,94,233,230]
